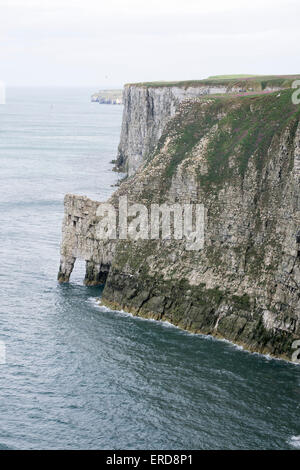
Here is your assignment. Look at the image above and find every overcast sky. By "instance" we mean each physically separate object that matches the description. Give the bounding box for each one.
[0,0,299,87]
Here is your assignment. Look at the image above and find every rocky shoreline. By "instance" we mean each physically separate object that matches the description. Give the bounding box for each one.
[97,298,295,363]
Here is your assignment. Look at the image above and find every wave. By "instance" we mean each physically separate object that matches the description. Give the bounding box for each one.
[289,436,300,449]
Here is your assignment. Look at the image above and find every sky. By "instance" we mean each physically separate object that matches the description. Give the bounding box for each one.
[0,0,299,87]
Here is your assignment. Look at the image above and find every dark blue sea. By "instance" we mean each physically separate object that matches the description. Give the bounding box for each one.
[0,87,299,450]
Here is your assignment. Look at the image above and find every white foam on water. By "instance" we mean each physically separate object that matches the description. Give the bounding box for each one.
[219,337,244,350]
[289,436,300,449]
[88,297,129,316]
[161,320,178,328]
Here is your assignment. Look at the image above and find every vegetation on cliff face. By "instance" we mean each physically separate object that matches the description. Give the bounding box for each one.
[157,99,223,182]
[150,89,300,191]
[200,90,300,185]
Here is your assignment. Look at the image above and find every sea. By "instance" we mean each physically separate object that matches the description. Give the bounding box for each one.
[0,87,299,450]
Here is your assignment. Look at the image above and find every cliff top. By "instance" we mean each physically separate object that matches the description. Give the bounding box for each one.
[125,74,300,90]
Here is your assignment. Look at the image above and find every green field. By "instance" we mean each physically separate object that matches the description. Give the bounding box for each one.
[126,74,300,90]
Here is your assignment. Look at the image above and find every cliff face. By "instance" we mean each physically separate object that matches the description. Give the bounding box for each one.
[58,88,300,361]
[116,84,228,175]
[115,77,293,175]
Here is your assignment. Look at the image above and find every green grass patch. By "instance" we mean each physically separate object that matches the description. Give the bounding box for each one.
[197,89,300,188]
[207,74,259,79]
[125,75,300,90]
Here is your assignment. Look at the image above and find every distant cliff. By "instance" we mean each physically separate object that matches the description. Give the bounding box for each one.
[91,89,123,105]
[59,84,300,361]
[115,76,296,175]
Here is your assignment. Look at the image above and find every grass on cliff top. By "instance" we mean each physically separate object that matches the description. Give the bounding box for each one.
[125,75,300,90]
[155,89,300,189]
[207,74,259,79]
